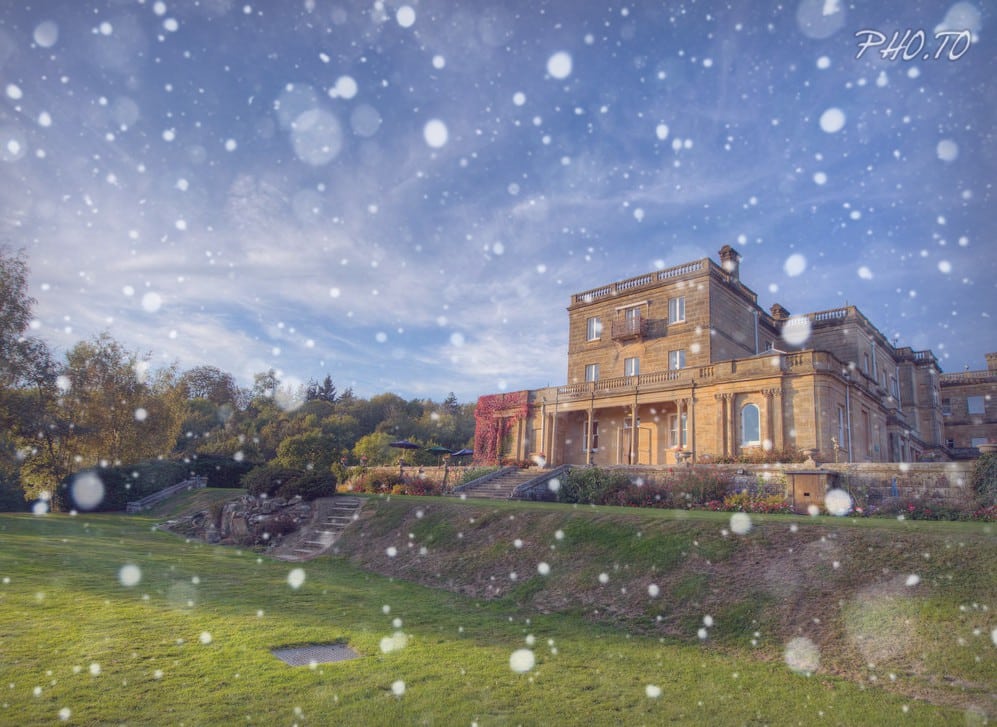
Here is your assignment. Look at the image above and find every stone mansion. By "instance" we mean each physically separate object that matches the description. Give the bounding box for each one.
[474,246,996,467]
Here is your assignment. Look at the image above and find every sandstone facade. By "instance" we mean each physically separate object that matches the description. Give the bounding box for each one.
[478,247,994,466]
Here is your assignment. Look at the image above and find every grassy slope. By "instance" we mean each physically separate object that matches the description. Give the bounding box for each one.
[0,498,991,725]
[144,487,245,520]
[333,496,996,716]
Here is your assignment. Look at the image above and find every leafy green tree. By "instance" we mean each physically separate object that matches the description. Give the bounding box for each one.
[294,399,336,423]
[274,430,339,472]
[321,413,359,445]
[352,432,395,465]
[0,248,66,506]
[306,374,337,403]
[0,247,34,387]
[176,398,227,454]
[442,392,460,416]
[17,335,185,509]
[242,464,301,497]
[61,334,182,466]
[251,369,279,401]
[0,249,56,436]
[179,365,242,406]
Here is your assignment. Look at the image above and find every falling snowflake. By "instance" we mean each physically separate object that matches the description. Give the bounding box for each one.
[509,648,535,672]
[287,568,306,589]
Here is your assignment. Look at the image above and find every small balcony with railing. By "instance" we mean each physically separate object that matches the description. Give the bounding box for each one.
[611,313,648,341]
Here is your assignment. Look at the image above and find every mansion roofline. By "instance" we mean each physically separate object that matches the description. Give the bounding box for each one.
[475,247,993,466]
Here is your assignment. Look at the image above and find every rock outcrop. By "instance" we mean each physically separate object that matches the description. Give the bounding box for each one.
[162,494,313,549]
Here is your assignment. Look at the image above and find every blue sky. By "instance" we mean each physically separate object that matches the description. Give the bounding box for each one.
[0,0,993,403]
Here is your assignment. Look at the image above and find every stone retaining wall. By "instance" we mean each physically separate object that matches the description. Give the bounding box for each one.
[349,464,476,482]
[601,461,979,510]
[816,462,976,509]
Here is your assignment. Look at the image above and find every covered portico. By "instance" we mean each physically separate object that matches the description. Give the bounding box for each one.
[510,354,803,466]
[531,381,700,467]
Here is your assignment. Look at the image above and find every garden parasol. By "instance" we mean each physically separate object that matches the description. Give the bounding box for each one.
[425,445,453,465]
[389,440,420,467]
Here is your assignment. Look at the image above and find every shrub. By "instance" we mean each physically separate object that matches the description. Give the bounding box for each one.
[611,482,676,508]
[330,461,350,485]
[557,468,633,505]
[347,472,405,494]
[670,469,734,505]
[398,477,443,496]
[970,452,997,506]
[712,448,807,465]
[60,460,190,512]
[892,499,963,521]
[716,492,793,514]
[241,465,302,498]
[971,504,997,521]
[0,478,28,512]
[277,471,336,501]
[348,472,443,496]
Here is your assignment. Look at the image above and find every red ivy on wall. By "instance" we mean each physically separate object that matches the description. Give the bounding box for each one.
[474,391,530,465]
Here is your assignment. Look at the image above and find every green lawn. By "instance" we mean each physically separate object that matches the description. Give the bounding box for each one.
[0,510,987,725]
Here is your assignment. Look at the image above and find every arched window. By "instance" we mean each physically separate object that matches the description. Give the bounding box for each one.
[741,403,760,446]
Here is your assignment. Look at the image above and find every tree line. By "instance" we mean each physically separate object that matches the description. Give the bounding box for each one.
[0,247,475,511]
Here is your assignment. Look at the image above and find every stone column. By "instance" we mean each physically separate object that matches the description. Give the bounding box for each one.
[715,393,732,457]
[586,395,595,466]
[676,398,685,463]
[540,401,547,464]
[763,388,780,450]
[726,393,737,456]
[550,406,559,466]
[689,385,697,462]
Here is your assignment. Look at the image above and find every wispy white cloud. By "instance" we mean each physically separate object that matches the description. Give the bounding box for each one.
[1,0,992,402]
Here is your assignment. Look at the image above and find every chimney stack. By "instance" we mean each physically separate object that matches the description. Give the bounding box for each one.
[718,245,741,280]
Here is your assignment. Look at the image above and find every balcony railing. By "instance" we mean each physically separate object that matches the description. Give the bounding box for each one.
[611,315,647,340]
[572,261,705,304]
[545,350,864,402]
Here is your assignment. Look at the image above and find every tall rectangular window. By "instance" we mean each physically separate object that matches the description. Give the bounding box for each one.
[624,357,639,377]
[741,404,760,446]
[585,316,602,341]
[941,398,952,416]
[585,363,599,382]
[862,411,871,454]
[583,421,599,451]
[968,396,985,415]
[668,350,685,370]
[668,413,687,447]
[837,405,846,448]
[668,296,686,324]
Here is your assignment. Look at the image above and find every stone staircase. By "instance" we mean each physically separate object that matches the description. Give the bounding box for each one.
[454,467,565,500]
[276,495,364,561]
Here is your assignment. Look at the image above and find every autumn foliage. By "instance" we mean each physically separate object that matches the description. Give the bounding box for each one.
[473,391,529,465]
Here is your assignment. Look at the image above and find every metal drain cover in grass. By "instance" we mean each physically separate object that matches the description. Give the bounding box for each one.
[271,643,360,666]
